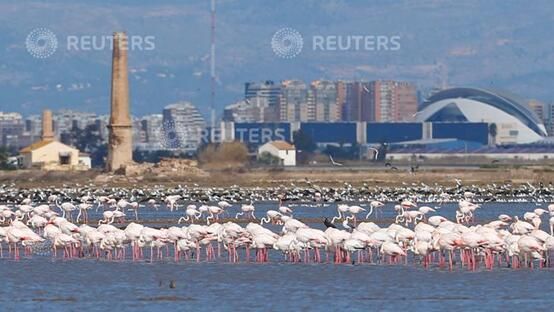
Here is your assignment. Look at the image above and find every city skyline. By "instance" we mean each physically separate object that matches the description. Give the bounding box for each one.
[3,79,553,152]
[2,0,554,160]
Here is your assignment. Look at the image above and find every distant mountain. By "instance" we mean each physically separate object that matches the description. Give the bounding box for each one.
[1,0,554,117]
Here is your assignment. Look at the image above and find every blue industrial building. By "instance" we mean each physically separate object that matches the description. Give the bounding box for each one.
[301,123,357,144]
[366,123,422,143]
[432,122,488,145]
[223,121,490,148]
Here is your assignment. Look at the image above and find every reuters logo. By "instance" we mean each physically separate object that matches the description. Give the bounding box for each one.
[271,27,303,59]
[26,28,58,59]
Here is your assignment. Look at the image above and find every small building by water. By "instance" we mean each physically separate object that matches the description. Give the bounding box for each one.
[258,140,296,166]
[18,110,90,170]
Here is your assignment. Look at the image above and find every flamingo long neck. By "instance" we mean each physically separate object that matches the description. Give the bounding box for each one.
[368,206,374,217]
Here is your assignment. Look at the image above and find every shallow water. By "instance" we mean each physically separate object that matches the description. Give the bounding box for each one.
[2,202,554,311]
[1,259,553,311]
[85,201,546,226]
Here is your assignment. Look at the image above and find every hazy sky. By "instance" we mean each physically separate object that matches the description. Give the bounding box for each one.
[1,0,554,117]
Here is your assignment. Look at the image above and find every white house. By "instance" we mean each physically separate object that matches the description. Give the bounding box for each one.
[258,140,296,166]
[18,109,91,170]
[19,139,90,170]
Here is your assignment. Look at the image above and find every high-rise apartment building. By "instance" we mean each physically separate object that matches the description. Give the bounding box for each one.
[337,81,374,121]
[374,80,418,122]
[338,80,417,122]
[279,80,310,122]
[0,112,25,147]
[245,81,281,121]
[223,100,263,122]
[162,101,206,151]
[141,114,163,144]
[530,100,554,136]
[310,80,339,122]
[54,109,98,137]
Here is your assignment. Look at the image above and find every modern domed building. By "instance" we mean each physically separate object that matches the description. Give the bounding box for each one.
[416,88,547,144]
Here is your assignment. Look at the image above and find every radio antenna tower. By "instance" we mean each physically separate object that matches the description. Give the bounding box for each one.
[210,0,216,139]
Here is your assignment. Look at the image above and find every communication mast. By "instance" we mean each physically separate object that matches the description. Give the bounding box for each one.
[210,0,216,140]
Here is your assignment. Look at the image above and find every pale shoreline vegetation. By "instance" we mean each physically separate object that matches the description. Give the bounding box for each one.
[0,166,552,188]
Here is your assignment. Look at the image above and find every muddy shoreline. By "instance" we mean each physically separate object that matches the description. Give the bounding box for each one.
[0,166,553,188]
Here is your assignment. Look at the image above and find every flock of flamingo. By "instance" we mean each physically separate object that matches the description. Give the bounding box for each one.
[1,185,554,271]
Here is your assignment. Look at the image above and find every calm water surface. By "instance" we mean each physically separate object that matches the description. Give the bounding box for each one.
[1,202,554,311]
[1,259,553,311]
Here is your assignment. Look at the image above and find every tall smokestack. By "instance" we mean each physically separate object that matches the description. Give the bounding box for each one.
[41,109,54,141]
[106,32,133,172]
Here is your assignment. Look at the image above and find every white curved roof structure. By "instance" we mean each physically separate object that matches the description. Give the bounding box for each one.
[416,88,547,144]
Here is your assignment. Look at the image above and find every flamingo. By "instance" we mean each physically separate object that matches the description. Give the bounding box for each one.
[98,211,116,225]
[332,204,350,223]
[76,203,93,223]
[236,203,256,219]
[278,206,293,216]
[0,209,15,224]
[165,195,181,211]
[511,216,534,235]
[96,196,110,212]
[418,206,436,215]
[127,202,140,221]
[178,205,201,224]
[347,205,365,225]
[366,201,384,219]
[518,236,545,268]
[218,201,232,210]
[206,206,224,224]
[147,199,159,210]
[380,241,406,264]
[57,202,76,221]
[260,210,283,225]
